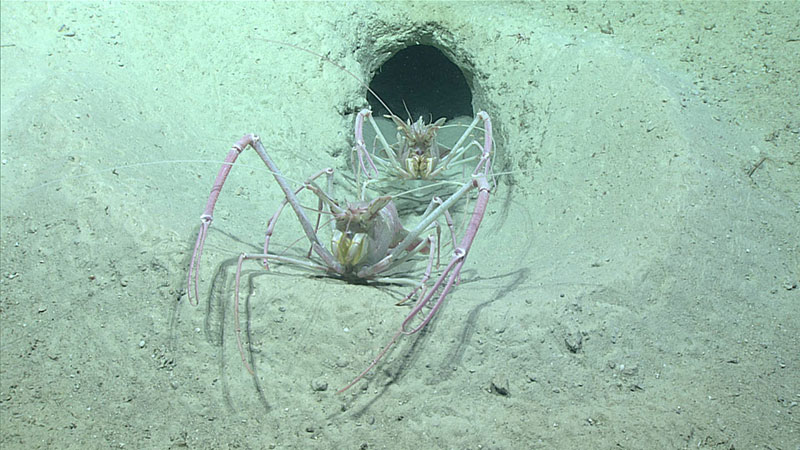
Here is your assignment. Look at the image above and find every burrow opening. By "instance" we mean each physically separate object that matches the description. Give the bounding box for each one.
[367,45,473,122]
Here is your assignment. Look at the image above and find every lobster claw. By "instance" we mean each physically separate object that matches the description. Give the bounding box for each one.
[332,230,368,266]
[406,154,435,179]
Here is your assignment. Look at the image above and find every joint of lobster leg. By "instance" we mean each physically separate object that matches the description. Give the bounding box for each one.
[232,133,257,155]
[452,247,466,285]
[354,110,379,179]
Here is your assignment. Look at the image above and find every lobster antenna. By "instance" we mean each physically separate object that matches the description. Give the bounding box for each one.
[257,38,396,118]
[27,160,309,194]
[401,99,413,122]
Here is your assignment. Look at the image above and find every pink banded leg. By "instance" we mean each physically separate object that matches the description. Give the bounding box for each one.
[187,134,255,306]
[354,109,379,179]
[262,168,333,268]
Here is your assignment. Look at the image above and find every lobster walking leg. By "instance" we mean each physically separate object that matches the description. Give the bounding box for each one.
[262,168,333,269]
[353,109,382,180]
[187,134,254,306]
[187,134,342,306]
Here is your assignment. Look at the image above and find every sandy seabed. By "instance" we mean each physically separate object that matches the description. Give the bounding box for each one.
[1,2,798,449]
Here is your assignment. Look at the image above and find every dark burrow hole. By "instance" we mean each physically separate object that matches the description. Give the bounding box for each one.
[367,45,473,122]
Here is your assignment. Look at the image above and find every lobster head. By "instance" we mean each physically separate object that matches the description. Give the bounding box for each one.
[331,196,400,269]
[389,115,447,179]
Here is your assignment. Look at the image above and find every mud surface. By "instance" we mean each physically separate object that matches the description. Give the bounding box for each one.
[1,2,798,449]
